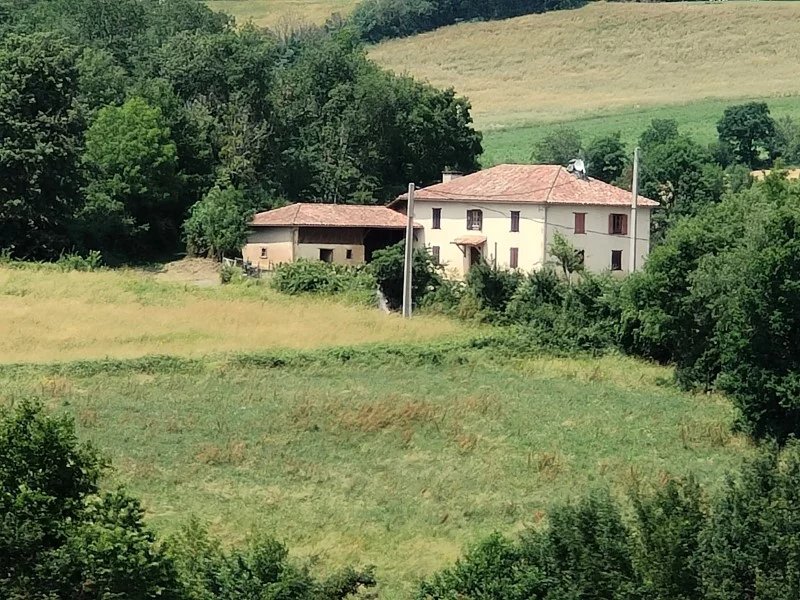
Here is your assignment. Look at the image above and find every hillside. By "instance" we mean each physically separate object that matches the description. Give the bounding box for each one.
[207,0,357,26]
[0,267,750,598]
[370,2,800,126]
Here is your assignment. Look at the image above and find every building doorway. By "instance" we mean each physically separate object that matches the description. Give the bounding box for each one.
[468,246,482,269]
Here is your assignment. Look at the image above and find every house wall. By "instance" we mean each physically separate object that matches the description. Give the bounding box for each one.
[544,205,652,274]
[294,226,366,264]
[413,200,547,278]
[295,243,365,264]
[242,227,294,269]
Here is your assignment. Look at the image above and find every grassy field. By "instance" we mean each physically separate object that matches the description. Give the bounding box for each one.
[207,0,357,27]
[0,267,752,598]
[368,1,800,164]
[1,347,749,598]
[0,266,458,363]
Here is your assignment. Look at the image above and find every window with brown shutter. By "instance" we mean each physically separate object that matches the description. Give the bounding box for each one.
[611,250,623,271]
[574,212,586,234]
[432,208,442,229]
[467,209,483,231]
[510,211,520,232]
[609,213,628,235]
[431,245,440,264]
[510,247,519,269]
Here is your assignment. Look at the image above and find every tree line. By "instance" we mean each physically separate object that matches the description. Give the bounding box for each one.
[344,0,582,44]
[0,0,482,262]
[534,101,798,242]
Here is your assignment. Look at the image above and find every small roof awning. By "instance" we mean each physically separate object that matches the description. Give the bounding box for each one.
[452,235,487,247]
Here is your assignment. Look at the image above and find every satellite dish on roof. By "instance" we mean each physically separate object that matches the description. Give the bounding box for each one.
[568,158,587,179]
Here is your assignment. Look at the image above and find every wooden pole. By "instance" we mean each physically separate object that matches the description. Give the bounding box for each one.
[401,183,416,318]
[629,147,640,273]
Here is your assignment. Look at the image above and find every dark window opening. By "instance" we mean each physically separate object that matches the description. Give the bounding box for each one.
[432,208,442,229]
[611,250,623,271]
[510,211,520,232]
[319,248,334,263]
[345,249,353,259]
[260,247,268,259]
[609,213,628,235]
[431,245,440,264]
[467,209,483,231]
[576,249,585,266]
[510,247,519,269]
[574,212,586,234]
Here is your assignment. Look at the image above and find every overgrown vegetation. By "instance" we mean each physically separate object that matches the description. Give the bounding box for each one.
[0,0,481,262]
[271,242,442,310]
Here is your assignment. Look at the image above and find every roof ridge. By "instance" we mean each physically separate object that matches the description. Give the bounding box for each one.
[544,165,562,203]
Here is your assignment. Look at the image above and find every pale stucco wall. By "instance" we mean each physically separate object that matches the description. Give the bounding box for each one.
[544,205,652,274]
[413,200,547,278]
[242,227,294,269]
[413,200,652,277]
[295,243,365,265]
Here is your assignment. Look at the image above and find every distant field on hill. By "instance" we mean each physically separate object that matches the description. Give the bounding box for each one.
[371,2,800,127]
[481,95,800,166]
[0,266,458,363]
[1,343,749,598]
[208,0,356,26]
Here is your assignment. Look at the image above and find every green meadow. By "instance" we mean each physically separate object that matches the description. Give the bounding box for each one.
[0,267,752,597]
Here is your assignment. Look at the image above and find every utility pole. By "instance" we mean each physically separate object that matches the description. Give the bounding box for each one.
[629,147,640,273]
[401,183,415,318]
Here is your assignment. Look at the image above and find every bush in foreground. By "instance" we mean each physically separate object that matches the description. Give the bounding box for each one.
[271,259,377,304]
[0,401,376,600]
[418,443,800,600]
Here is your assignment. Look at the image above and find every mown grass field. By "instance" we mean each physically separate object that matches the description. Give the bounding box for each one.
[0,266,458,363]
[0,267,752,598]
[371,2,800,126]
[207,0,357,27]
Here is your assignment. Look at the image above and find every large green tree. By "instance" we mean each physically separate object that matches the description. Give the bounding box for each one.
[79,97,179,255]
[183,183,253,259]
[585,131,627,183]
[639,135,724,242]
[534,126,583,166]
[0,32,83,258]
[717,102,776,169]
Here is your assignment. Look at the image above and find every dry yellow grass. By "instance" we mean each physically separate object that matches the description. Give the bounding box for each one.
[0,267,460,364]
[208,0,357,27]
[370,1,800,127]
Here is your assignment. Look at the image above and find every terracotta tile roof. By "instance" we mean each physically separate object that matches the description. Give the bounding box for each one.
[453,235,487,246]
[399,164,658,207]
[251,203,417,228]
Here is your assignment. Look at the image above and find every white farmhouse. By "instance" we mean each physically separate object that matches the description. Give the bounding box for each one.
[393,164,658,277]
[242,163,658,277]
